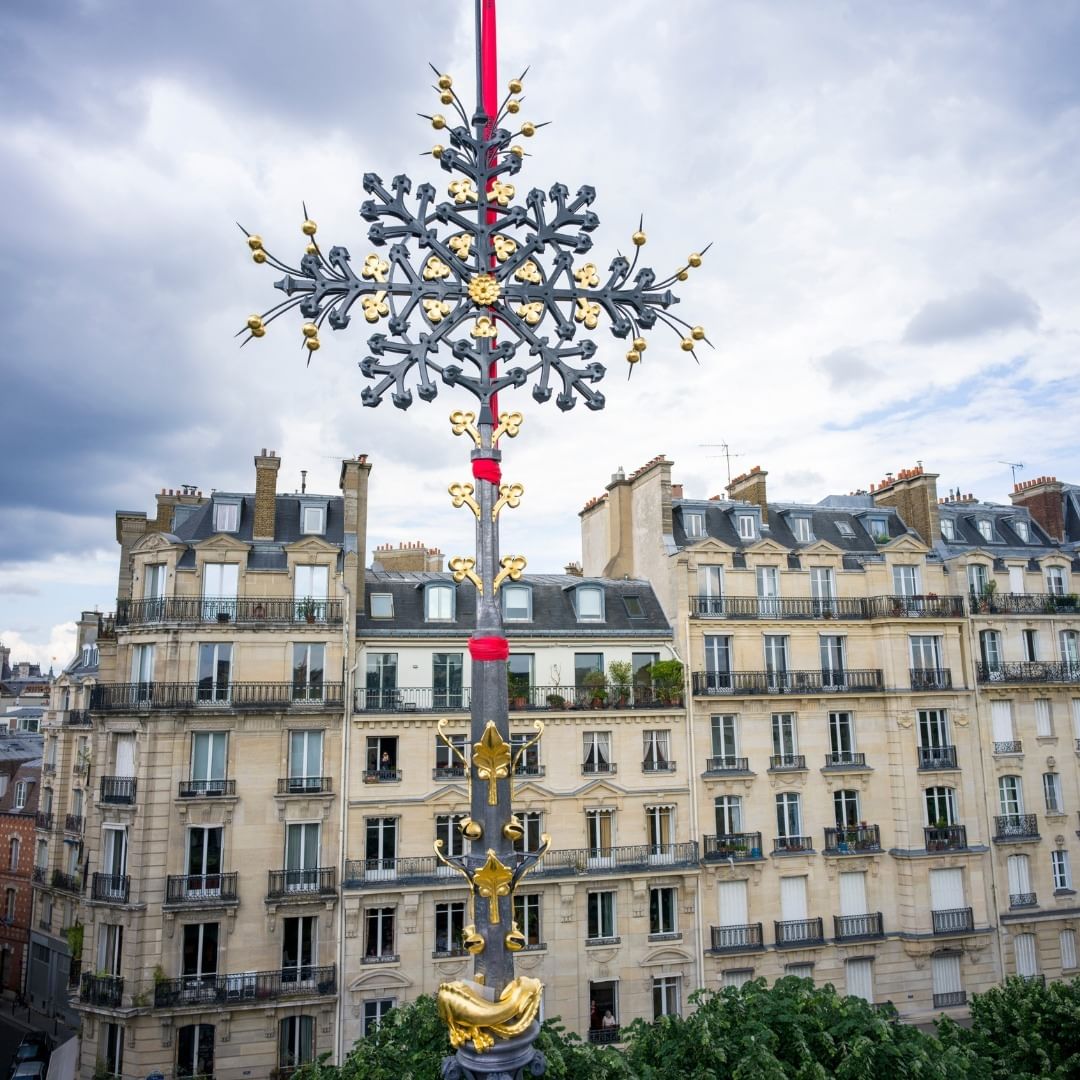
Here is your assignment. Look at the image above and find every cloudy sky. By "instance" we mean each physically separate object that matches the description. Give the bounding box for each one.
[3,0,1079,669]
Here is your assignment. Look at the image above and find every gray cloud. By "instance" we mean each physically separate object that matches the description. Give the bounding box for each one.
[902,277,1041,345]
[812,347,880,389]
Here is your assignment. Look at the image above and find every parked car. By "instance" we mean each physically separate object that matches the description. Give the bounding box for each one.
[10,1062,47,1080]
[11,1032,50,1073]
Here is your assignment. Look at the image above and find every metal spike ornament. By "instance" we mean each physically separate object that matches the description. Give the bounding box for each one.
[241,3,708,1076]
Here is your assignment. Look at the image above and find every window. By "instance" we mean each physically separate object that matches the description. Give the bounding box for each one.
[683,511,705,538]
[575,652,604,691]
[292,643,325,701]
[785,962,814,980]
[502,585,531,621]
[103,1022,124,1078]
[582,732,612,773]
[1061,930,1077,969]
[435,733,467,778]
[288,731,324,791]
[1047,567,1067,596]
[436,814,467,860]
[646,805,674,856]
[294,564,329,602]
[1023,630,1040,662]
[775,793,802,841]
[433,652,464,709]
[910,635,943,671]
[653,975,681,1019]
[931,953,963,1006]
[9,838,19,871]
[764,636,789,687]
[991,700,1016,747]
[185,827,222,891]
[131,642,155,686]
[836,521,855,538]
[772,712,798,762]
[980,630,1003,674]
[1007,853,1032,906]
[365,653,398,710]
[97,923,123,976]
[190,731,228,794]
[711,714,740,765]
[363,999,395,1036]
[434,901,466,955]
[1062,630,1080,666]
[998,775,1024,816]
[714,795,742,835]
[182,922,219,983]
[586,809,614,863]
[1052,850,1072,891]
[423,587,453,622]
[757,568,781,615]
[642,730,671,771]
[285,823,320,889]
[301,506,324,534]
[703,636,732,689]
[894,565,920,596]
[13,783,26,810]
[649,887,677,936]
[212,501,239,533]
[622,595,645,618]
[845,958,873,1002]
[513,812,543,853]
[508,654,533,701]
[940,518,955,540]
[791,516,812,542]
[5,889,15,921]
[916,709,952,762]
[868,516,888,539]
[722,968,754,988]
[587,891,616,941]
[633,652,659,696]
[364,907,396,960]
[364,817,397,874]
[143,561,167,603]
[833,789,860,828]
[820,635,847,686]
[810,567,835,612]
[717,880,748,933]
[1014,520,1030,542]
[513,893,542,947]
[574,586,604,622]
[365,736,398,778]
[737,514,755,540]
[967,563,989,596]
[698,565,724,601]
[1035,700,1053,737]
[369,592,393,618]
[197,643,232,703]
[925,787,958,827]
[1015,933,1039,977]
[511,733,541,777]
[828,711,856,764]
[279,1015,314,1070]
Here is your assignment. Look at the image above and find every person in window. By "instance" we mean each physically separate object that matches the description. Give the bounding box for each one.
[380,752,391,775]
[602,1009,617,1029]
[590,1000,600,1031]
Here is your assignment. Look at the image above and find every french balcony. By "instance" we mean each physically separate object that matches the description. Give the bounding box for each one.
[80,973,123,1008]
[62,709,92,727]
[993,740,1022,755]
[277,776,332,795]
[153,964,336,1008]
[1009,892,1038,908]
[971,592,1079,616]
[708,923,764,953]
[642,758,676,773]
[924,825,968,852]
[100,776,136,805]
[582,760,617,776]
[514,761,545,778]
[266,867,337,901]
[588,1027,622,1045]
[692,669,883,697]
[977,661,1080,685]
[703,755,750,775]
[688,595,965,620]
[115,595,344,628]
[823,825,881,854]
[51,870,82,894]
[178,779,237,798]
[703,833,763,861]
[64,814,84,834]
[870,595,965,618]
[994,814,1040,841]
[823,751,867,769]
[90,681,345,713]
[910,668,953,691]
[164,873,239,907]
[769,754,806,771]
[433,765,466,781]
[918,745,958,770]
[344,855,458,887]
[773,835,814,855]
[42,763,56,777]
[35,812,54,831]
[932,907,975,935]
[933,990,968,1009]
[362,767,402,784]
[834,912,884,940]
[91,873,130,904]
[774,917,825,947]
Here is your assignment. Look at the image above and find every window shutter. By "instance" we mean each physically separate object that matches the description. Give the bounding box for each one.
[845,958,873,1001]
[931,953,961,996]
[839,871,868,916]
[780,876,808,921]
[1014,933,1038,977]
[717,880,748,926]
[1060,930,1077,970]
[929,868,965,911]
[991,701,1014,742]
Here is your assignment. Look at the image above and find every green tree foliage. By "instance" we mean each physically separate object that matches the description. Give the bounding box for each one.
[937,976,1080,1079]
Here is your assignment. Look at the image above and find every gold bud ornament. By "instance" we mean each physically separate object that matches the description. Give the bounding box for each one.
[246,234,263,251]
[691,326,705,341]
[677,270,689,281]
[509,145,524,157]
[302,323,318,338]
[301,219,317,236]
[305,243,318,256]
[506,99,520,114]
[432,144,444,158]
[252,250,266,264]
[632,230,647,247]
[432,114,446,130]
[626,349,641,364]
[688,252,703,267]
[520,121,536,137]
[305,337,320,351]
[438,74,453,90]
[680,338,695,352]
[508,78,523,94]
[246,315,263,331]
[633,337,647,352]
[440,90,454,105]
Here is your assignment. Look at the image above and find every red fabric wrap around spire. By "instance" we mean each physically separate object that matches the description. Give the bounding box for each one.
[470,636,509,661]
[472,458,502,485]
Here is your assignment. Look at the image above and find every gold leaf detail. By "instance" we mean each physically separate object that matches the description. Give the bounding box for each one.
[448,178,478,205]
[472,848,513,922]
[574,298,600,329]
[492,482,524,521]
[423,298,452,324]
[361,290,389,323]
[514,260,541,284]
[515,301,543,326]
[449,410,481,447]
[493,235,517,262]
[437,975,543,1052]
[574,262,600,288]
[494,412,524,441]
[448,481,480,519]
[494,554,527,593]
[473,722,511,806]
[423,256,452,281]
[361,254,389,282]
[449,555,482,595]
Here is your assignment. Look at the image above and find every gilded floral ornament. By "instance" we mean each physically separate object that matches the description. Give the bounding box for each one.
[473,848,513,921]
[423,298,452,324]
[492,234,517,261]
[515,301,543,326]
[574,262,599,288]
[467,273,502,306]
[361,254,389,282]
[448,233,474,260]
[473,722,511,806]
[437,976,543,1052]
[513,260,542,285]
[488,179,515,207]
[470,316,497,338]
[361,290,390,323]
[574,298,601,329]
[449,555,483,593]
[448,177,478,204]
[423,255,452,281]
[494,554,527,593]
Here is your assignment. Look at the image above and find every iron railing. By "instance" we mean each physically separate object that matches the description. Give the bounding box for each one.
[63,709,92,727]
[35,812,53,830]
[932,907,974,934]
[588,1027,621,1045]
[769,754,806,770]
[870,595,965,618]
[642,759,677,773]
[933,990,967,1008]
[277,777,332,795]
[91,873,130,903]
[993,741,1022,755]
[824,751,866,768]
[775,918,824,946]
[834,912,884,939]
[708,923,763,952]
[362,768,402,783]
[91,681,345,711]
[178,779,237,798]
[703,833,762,860]
[51,870,81,893]
[977,662,1080,684]
[1009,892,1037,908]
[918,746,958,769]
[42,763,56,777]
[153,964,336,1008]
[994,814,1039,841]
[433,765,466,780]
[266,867,337,899]
[693,669,884,696]
[582,761,617,775]
[100,776,136,804]
[689,594,965,620]
[165,873,239,906]
[773,836,814,854]
[970,593,1078,616]
[704,756,750,774]
[32,865,47,884]
[116,596,343,627]
[80,972,123,1008]
[64,814,84,833]
[355,683,679,713]
[823,825,880,854]
[910,668,953,690]
[925,825,968,851]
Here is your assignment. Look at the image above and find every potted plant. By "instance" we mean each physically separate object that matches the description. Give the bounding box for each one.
[583,670,608,708]
[648,659,685,705]
[546,693,566,709]
[507,669,528,709]
[299,596,318,624]
[979,579,999,613]
[607,661,633,706]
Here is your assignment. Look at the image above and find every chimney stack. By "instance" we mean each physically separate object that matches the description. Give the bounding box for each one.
[869,464,940,544]
[726,466,768,524]
[114,510,149,602]
[253,449,281,541]
[564,561,584,577]
[1009,475,1064,541]
[339,454,373,602]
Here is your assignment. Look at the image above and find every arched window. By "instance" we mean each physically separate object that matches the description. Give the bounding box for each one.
[176,1023,214,1079]
[424,583,455,622]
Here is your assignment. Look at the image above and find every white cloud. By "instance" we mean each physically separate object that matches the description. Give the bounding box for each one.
[0,622,77,673]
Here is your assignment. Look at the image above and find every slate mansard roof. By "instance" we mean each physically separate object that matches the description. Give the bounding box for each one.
[935,499,1080,569]
[357,572,673,639]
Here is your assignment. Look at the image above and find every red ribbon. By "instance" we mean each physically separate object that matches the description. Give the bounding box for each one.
[472,458,502,485]
[470,637,509,661]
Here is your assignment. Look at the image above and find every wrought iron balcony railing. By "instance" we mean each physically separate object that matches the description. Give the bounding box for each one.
[693,669,883,696]
[642,759,677,773]
[165,873,239,906]
[932,907,975,934]
[769,754,806,770]
[918,745,958,769]
[91,682,345,712]
[977,661,1080,684]
[703,755,750,774]
[910,668,953,690]
[433,765,466,780]
[1009,892,1037,908]
[703,833,762,861]
[582,761,617,775]
[277,776,332,795]
[51,870,81,894]
[834,912,884,939]
[933,990,968,1008]
[775,917,825,947]
[64,814,84,834]
[100,776,136,804]
[824,825,880,854]
[773,835,814,854]
[588,1027,622,1045]
[153,964,336,1008]
[994,813,1039,841]
[824,751,867,768]
[266,867,337,899]
[178,779,236,798]
[362,767,402,783]
[925,825,968,851]
[32,865,47,884]
[63,709,92,727]
[993,740,1022,755]
[870,595,966,618]
[355,683,680,713]
[80,972,123,1008]
[708,923,764,952]
[116,596,344,627]
[91,873,130,904]
[688,594,966,620]
[971,592,1079,616]
[35,812,53,830]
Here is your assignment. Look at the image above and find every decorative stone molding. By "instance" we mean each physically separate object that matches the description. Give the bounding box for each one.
[560,884,575,922]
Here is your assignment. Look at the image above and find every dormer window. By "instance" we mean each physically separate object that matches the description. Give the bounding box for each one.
[791,517,813,543]
[574,585,604,622]
[737,515,755,541]
[1014,520,1030,543]
[940,519,955,541]
[868,517,888,539]
[13,782,27,810]
[369,593,393,619]
[502,585,532,622]
[81,645,98,668]
[302,506,324,534]
[213,500,240,533]
[426,583,455,622]
[977,519,993,542]
[683,512,705,539]
[836,522,854,538]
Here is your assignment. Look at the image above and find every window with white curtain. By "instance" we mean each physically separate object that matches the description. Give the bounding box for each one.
[1034,700,1053,737]
[582,732,612,772]
[784,962,814,980]
[1043,773,1064,814]
[845,958,873,1001]
[717,880,748,927]
[1060,930,1077,970]
[722,968,753,988]
[931,953,962,999]
[839,872,868,916]
[1015,933,1038,977]
[1052,850,1072,891]
[991,701,1015,744]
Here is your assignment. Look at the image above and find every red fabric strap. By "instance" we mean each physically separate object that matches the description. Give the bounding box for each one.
[472,458,502,485]
[470,636,509,661]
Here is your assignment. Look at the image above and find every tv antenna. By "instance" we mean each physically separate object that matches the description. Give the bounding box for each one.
[998,461,1024,487]
[700,442,743,487]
